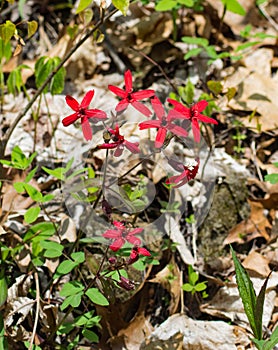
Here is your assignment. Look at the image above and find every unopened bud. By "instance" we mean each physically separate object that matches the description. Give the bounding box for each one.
[117,276,135,291]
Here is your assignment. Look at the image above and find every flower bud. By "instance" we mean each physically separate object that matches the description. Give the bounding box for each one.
[117,276,135,291]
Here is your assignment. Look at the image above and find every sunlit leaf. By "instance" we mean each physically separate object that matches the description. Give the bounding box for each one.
[27,20,38,38]
[112,0,130,15]
[24,206,41,224]
[76,0,92,14]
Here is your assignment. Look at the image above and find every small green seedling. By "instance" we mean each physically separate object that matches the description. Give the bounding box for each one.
[182,265,208,297]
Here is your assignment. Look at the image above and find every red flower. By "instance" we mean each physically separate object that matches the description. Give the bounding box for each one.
[167,99,218,143]
[98,124,140,157]
[102,221,143,252]
[108,70,155,117]
[127,246,151,265]
[166,158,200,188]
[62,90,107,141]
[139,96,188,148]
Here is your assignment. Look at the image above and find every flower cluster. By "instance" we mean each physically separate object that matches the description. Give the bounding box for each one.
[62,70,218,263]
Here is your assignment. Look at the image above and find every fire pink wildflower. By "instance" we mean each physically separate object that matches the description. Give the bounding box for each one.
[62,90,107,141]
[166,158,200,188]
[108,70,155,117]
[127,246,151,265]
[98,124,140,157]
[138,96,188,148]
[167,99,218,143]
[102,221,143,252]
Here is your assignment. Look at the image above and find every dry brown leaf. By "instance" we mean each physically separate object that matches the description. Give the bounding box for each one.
[147,313,251,350]
[242,251,271,277]
[223,199,271,245]
[114,313,153,350]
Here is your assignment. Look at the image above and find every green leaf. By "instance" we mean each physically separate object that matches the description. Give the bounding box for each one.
[182,36,209,47]
[49,58,66,94]
[112,0,130,15]
[262,326,278,350]
[178,0,194,7]
[40,194,55,203]
[236,41,261,52]
[55,260,78,276]
[42,166,66,180]
[24,222,56,242]
[182,283,194,292]
[231,247,259,339]
[195,282,207,292]
[23,183,43,202]
[184,79,194,104]
[207,80,223,96]
[255,274,270,341]
[264,173,278,185]
[0,269,8,307]
[85,288,109,306]
[82,329,99,343]
[27,20,38,38]
[184,47,203,60]
[25,166,38,183]
[61,292,83,310]
[71,251,85,264]
[0,312,8,350]
[0,20,16,44]
[155,0,177,11]
[256,0,267,5]
[221,0,246,15]
[40,240,64,258]
[75,0,92,14]
[24,206,41,224]
[226,87,237,102]
[13,181,25,193]
[60,281,84,297]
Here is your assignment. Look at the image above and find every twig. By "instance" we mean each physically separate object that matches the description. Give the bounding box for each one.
[257,1,278,32]
[29,271,40,350]
[129,47,180,96]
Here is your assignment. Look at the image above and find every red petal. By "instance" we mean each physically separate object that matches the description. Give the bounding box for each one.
[98,142,118,149]
[115,99,129,112]
[129,228,144,235]
[167,98,190,116]
[66,95,79,111]
[168,123,188,137]
[110,238,125,251]
[192,118,201,142]
[81,119,92,141]
[167,108,188,121]
[127,235,141,246]
[193,100,208,112]
[155,127,167,148]
[131,101,152,117]
[85,109,107,119]
[139,120,161,130]
[80,90,94,108]
[113,221,125,229]
[151,96,165,120]
[132,90,155,100]
[108,85,127,98]
[124,140,140,154]
[114,145,124,157]
[197,114,218,124]
[102,229,122,238]
[62,112,79,126]
[137,247,151,256]
[124,70,133,93]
